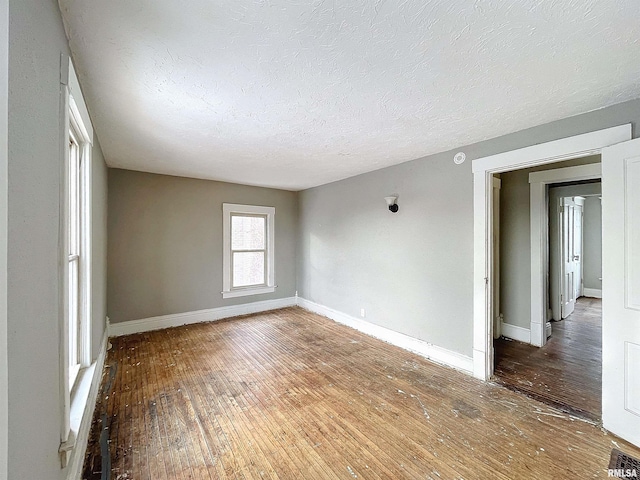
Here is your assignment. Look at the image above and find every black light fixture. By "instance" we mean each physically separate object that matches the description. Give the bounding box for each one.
[384,195,398,213]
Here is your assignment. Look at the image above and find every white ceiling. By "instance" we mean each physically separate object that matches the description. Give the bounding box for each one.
[59,0,640,191]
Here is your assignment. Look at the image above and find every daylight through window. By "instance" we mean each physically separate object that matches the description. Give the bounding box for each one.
[222,204,275,298]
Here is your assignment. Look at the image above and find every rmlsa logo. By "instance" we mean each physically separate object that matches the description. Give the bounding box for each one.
[609,469,638,478]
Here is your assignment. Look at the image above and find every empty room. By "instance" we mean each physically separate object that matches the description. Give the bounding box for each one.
[3,1,640,479]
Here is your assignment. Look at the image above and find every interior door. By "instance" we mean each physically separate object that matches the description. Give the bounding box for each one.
[602,138,640,447]
[573,197,584,300]
[561,197,577,318]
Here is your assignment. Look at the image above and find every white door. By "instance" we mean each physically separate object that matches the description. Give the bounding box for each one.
[573,197,584,300]
[602,138,640,447]
[561,197,578,318]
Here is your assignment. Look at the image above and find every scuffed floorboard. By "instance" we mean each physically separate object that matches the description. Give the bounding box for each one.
[495,297,602,421]
[83,306,638,479]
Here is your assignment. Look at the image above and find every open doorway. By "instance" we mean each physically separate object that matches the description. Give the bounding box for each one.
[492,166,603,421]
[472,124,640,446]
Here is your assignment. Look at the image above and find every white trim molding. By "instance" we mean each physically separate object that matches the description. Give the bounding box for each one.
[60,55,95,467]
[529,163,601,347]
[63,329,108,480]
[500,321,531,344]
[108,296,474,375]
[222,203,276,299]
[297,298,474,374]
[583,288,603,299]
[471,124,632,381]
[472,125,630,174]
[108,297,297,337]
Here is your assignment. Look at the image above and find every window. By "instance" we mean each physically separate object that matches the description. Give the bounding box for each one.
[222,204,275,298]
[66,96,91,389]
[59,60,95,470]
[67,127,81,386]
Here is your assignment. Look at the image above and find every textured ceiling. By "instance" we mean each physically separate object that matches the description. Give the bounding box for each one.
[59,0,640,190]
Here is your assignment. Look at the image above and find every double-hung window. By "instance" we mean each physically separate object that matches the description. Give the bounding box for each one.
[66,94,91,390]
[59,59,94,470]
[222,204,275,298]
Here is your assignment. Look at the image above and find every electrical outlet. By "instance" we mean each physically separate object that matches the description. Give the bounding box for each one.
[360,308,366,318]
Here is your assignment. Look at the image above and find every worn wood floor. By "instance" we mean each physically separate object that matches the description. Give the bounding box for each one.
[83,306,638,479]
[494,297,602,421]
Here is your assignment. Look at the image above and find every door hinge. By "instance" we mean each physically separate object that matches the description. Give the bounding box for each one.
[484,277,489,285]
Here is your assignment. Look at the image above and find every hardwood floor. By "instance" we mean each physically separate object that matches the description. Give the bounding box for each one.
[83,305,639,479]
[494,297,602,421]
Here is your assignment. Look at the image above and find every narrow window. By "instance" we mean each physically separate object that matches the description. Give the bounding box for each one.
[66,96,91,389]
[67,128,81,386]
[222,204,275,298]
[59,60,95,469]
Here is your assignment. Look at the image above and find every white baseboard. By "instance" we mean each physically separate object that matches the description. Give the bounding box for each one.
[297,297,474,374]
[108,297,297,337]
[500,321,531,343]
[108,296,475,374]
[66,329,108,480]
[583,288,602,299]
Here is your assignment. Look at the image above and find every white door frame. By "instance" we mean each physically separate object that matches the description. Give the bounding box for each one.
[472,124,632,380]
[529,164,600,346]
[492,177,501,340]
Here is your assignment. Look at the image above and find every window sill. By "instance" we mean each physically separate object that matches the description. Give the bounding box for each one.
[222,285,275,299]
[70,364,95,434]
[59,363,95,467]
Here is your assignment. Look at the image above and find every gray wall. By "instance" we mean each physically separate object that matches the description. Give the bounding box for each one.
[108,169,298,323]
[7,0,108,478]
[547,182,601,321]
[92,136,108,354]
[583,195,602,291]
[298,154,474,355]
[8,0,69,477]
[0,0,7,476]
[298,99,640,357]
[499,158,600,329]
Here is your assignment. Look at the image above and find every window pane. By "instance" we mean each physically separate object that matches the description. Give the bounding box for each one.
[232,251,265,287]
[68,258,79,377]
[69,140,80,256]
[231,215,265,250]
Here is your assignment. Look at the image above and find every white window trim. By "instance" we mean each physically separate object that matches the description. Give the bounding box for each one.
[222,203,276,299]
[59,86,93,468]
[68,95,92,377]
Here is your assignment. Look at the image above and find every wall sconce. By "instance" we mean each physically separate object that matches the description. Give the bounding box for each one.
[384,196,399,213]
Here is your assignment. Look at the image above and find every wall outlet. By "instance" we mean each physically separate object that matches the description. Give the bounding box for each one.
[360,308,366,318]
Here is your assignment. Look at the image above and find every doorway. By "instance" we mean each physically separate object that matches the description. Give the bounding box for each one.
[471,125,630,382]
[493,174,603,420]
[472,125,640,446]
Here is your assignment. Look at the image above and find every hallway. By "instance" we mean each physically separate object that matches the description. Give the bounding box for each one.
[494,297,601,421]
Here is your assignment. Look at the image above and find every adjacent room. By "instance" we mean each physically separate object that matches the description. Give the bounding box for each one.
[3,1,640,479]
[494,158,604,422]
